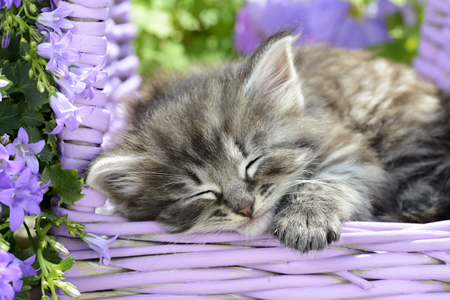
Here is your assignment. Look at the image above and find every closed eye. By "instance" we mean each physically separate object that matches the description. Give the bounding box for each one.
[190,191,217,200]
[246,156,263,178]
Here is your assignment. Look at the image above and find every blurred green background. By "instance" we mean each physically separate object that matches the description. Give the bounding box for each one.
[131,0,422,76]
[132,0,244,75]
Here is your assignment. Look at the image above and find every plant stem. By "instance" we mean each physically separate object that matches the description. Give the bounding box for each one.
[0,222,10,231]
[23,221,36,251]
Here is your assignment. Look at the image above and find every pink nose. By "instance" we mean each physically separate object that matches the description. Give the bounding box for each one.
[238,204,254,218]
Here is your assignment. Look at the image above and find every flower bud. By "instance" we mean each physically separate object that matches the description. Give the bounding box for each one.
[69,230,76,237]
[29,4,37,13]
[20,38,27,43]
[30,41,37,49]
[63,283,81,298]
[0,241,10,252]
[40,240,48,248]
[41,281,49,289]
[30,29,41,42]
[1,134,9,144]
[29,69,34,79]
[37,81,45,93]
[54,242,69,256]
[7,16,12,24]
[23,54,31,61]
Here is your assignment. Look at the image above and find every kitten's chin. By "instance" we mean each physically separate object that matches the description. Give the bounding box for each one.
[236,210,274,236]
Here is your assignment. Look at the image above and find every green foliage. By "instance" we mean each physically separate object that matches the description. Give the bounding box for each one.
[13,283,31,300]
[41,164,85,206]
[14,61,49,109]
[132,0,244,74]
[0,99,22,134]
[369,0,423,65]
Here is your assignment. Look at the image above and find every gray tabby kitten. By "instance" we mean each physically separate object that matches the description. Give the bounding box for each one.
[86,32,450,252]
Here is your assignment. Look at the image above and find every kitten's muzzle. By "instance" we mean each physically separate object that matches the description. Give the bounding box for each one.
[237,203,254,218]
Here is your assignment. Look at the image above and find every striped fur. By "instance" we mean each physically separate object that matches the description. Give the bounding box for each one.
[86,32,450,252]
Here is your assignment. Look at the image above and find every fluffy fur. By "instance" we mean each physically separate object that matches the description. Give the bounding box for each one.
[85,32,450,252]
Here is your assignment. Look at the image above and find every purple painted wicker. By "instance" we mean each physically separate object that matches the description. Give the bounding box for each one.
[414,0,450,91]
[50,0,450,299]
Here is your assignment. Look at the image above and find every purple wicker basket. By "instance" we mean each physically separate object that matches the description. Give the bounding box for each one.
[50,0,450,299]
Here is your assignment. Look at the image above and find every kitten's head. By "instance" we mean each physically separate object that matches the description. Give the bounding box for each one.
[86,33,323,235]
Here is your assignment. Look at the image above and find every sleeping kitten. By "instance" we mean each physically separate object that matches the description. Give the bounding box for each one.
[85,31,450,252]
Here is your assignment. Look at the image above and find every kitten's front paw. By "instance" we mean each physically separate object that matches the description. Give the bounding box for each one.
[270,208,341,252]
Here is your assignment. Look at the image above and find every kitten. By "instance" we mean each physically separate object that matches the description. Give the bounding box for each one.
[85,31,450,252]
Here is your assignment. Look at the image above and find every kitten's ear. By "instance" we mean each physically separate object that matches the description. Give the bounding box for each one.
[85,155,142,200]
[245,36,304,107]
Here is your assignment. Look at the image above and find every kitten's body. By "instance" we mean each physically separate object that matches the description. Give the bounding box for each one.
[86,33,450,252]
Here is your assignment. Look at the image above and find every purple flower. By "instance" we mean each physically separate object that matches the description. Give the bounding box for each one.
[83,233,118,265]
[37,31,81,72]
[234,4,263,54]
[70,58,108,100]
[234,0,414,53]
[0,0,20,10]
[0,167,49,231]
[8,254,36,292]
[37,7,73,35]
[48,92,95,134]
[234,0,310,54]
[0,250,22,300]
[0,144,25,176]
[308,0,390,49]
[5,128,45,174]
[2,31,10,49]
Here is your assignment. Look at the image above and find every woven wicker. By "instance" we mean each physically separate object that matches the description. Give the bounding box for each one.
[51,0,450,299]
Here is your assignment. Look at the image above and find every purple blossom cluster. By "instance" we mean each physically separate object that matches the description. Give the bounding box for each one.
[234,0,416,54]
[0,0,21,11]
[0,249,36,300]
[36,7,107,134]
[0,128,49,232]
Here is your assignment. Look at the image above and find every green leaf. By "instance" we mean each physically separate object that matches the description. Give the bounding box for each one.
[24,126,42,143]
[39,211,58,221]
[13,283,31,300]
[59,257,75,272]
[20,109,45,127]
[42,247,62,264]
[14,247,36,261]
[0,98,23,134]
[19,42,31,58]
[0,203,9,222]
[14,61,49,109]
[41,164,85,205]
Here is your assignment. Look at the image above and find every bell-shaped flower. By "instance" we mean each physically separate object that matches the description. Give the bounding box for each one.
[8,253,36,292]
[0,250,22,300]
[48,92,94,134]
[0,144,25,176]
[5,128,44,174]
[0,168,49,231]
[0,0,20,10]
[37,6,73,35]
[70,58,108,100]
[37,31,80,72]
[83,233,119,266]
